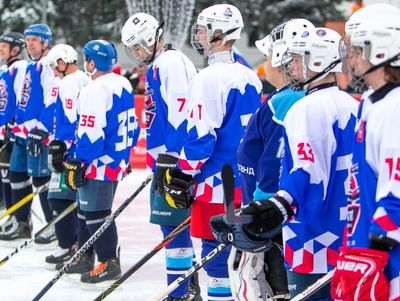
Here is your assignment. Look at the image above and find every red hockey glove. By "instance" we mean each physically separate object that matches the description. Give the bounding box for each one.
[331,247,389,301]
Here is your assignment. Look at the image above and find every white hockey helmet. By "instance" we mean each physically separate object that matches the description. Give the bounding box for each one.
[191,4,243,56]
[345,3,400,36]
[46,44,78,67]
[255,34,272,58]
[271,18,315,68]
[121,13,163,64]
[350,18,400,68]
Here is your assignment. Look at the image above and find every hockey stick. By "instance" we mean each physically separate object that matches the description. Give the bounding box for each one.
[93,216,192,301]
[221,164,252,225]
[152,242,230,301]
[290,269,334,301]
[0,201,78,268]
[0,182,49,221]
[0,141,11,168]
[32,174,153,301]
[151,164,240,300]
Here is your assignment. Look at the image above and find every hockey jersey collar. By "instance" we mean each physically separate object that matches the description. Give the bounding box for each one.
[208,51,234,65]
[306,82,336,95]
[369,83,400,104]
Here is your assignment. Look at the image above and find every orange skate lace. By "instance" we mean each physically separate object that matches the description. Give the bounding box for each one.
[89,262,107,276]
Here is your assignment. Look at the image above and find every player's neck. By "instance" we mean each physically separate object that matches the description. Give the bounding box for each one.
[92,70,111,80]
[307,73,336,90]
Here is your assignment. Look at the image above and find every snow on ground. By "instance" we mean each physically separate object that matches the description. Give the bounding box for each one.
[0,170,207,301]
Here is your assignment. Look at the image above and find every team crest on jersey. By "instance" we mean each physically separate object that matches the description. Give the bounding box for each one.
[347,163,361,235]
[0,79,8,111]
[144,85,156,129]
[20,71,32,107]
[356,120,365,142]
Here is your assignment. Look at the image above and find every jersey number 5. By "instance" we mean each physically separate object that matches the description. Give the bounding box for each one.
[116,108,137,151]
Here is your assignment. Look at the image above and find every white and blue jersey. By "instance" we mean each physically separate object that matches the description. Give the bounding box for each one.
[13,57,58,138]
[237,87,305,205]
[144,46,197,171]
[178,51,262,239]
[0,59,27,128]
[75,72,139,182]
[347,84,400,300]
[277,84,358,274]
[54,70,90,156]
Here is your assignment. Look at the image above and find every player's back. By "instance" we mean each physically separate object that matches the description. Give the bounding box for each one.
[145,48,197,171]
[76,72,139,181]
[183,61,262,202]
[280,86,358,273]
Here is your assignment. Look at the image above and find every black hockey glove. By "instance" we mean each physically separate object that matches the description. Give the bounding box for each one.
[241,197,294,236]
[210,214,276,253]
[155,154,178,194]
[63,158,87,191]
[163,167,194,209]
[48,140,67,173]
[27,128,48,157]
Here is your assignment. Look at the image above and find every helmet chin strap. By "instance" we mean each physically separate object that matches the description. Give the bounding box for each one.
[147,21,165,64]
[294,58,341,90]
[362,52,400,76]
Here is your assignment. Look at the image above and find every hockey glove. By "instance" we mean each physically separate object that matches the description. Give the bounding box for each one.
[48,140,67,173]
[163,167,194,209]
[27,128,48,157]
[241,197,293,237]
[155,154,178,194]
[331,247,389,301]
[63,158,87,191]
[210,214,276,253]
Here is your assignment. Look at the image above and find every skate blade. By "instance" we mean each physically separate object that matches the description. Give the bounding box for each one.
[80,279,122,291]
[62,273,83,283]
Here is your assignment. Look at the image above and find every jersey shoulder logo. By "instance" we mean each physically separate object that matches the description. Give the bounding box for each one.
[144,84,156,129]
[20,71,32,107]
[0,79,8,111]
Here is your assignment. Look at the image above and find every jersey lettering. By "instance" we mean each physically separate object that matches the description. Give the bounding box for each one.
[116,108,137,151]
[385,157,400,182]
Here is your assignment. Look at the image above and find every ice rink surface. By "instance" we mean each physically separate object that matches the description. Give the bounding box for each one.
[0,170,207,301]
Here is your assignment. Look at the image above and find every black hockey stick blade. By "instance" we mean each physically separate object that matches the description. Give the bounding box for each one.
[221,164,253,224]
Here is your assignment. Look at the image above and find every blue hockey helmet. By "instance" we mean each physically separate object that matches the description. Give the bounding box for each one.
[83,40,117,72]
[24,24,52,46]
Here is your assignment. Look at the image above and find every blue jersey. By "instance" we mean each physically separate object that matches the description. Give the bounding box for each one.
[13,57,58,138]
[277,85,357,274]
[54,70,90,156]
[347,84,400,297]
[0,59,27,128]
[75,72,139,181]
[237,87,304,205]
[178,51,261,239]
[144,47,197,171]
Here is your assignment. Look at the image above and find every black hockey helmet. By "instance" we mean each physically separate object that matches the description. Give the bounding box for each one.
[0,32,26,54]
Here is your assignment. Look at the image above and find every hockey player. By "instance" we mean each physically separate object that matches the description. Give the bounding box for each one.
[0,32,27,235]
[0,24,59,245]
[331,17,400,301]
[63,39,139,285]
[229,19,313,301]
[121,13,200,301]
[43,44,91,267]
[221,27,358,300]
[162,4,262,300]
